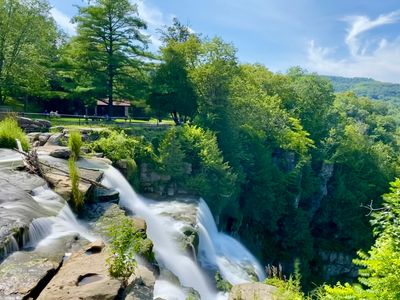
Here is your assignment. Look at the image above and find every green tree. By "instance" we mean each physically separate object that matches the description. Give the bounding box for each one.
[69,0,149,116]
[0,0,59,104]
[149,45,198,124]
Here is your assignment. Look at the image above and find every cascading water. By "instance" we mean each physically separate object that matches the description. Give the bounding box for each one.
[197,199,265,284]
[28,186,95,248]
[103,167,218,300]
[102,166,265,300]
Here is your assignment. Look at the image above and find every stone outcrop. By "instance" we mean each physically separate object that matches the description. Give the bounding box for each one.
[40,156,103,201]
[139,163,191,196]
[17,117,51,133]
[124,265,156,300]
[229,283,278,300]
[38,240,123,300]
[0,235,87,300]
[319,250,358,281]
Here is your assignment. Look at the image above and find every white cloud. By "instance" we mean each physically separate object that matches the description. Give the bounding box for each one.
[344,10,400,56]
[136,0,174,49]
[307,10,400,83]
[50,8,76,36]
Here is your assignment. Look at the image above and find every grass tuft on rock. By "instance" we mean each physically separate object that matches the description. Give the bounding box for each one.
[0,117,29,151]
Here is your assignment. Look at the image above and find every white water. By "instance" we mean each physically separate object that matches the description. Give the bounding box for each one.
[102,166,265,300]
[28,186,96,248]
[197,199,265,284]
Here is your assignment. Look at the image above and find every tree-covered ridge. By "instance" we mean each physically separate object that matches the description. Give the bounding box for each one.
[324,75,400,103]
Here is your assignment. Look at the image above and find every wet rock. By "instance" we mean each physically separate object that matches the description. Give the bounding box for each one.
[124,265,156,300]
[229,283,278,300]
[94,187,119,202]
[38,240,122,300]
[0,170,50,260]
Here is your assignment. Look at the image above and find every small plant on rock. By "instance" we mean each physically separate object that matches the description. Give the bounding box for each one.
[68,130,83,159]
[0,117,29,151]
[107,217,151,282]
[68,131,84,210]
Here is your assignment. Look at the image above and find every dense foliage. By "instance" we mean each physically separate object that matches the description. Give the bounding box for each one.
[0,0,59,105]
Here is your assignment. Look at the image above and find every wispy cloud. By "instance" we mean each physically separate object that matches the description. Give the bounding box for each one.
[50,8,76,36]
[307,10,400,83]
[344,10,400,56]
[136,0,174,48]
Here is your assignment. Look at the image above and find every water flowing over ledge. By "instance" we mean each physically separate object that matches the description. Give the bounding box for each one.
[102,166,265,299]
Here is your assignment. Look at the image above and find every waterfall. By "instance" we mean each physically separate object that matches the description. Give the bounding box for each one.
[28,186,95,248]
[103,167,218,300]
[197,199,265,284]
[102,166,265,299]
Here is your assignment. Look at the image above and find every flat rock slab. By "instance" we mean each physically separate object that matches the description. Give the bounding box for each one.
[0,149,23,170]
[39,156,103,200]
[0,251,62,300]
[229,283,278,300]
[0,235,86,300]
[37,240,123,300]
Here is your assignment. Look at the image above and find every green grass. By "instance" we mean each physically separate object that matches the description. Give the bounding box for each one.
[0,117,29,151]
[68,131,83,159]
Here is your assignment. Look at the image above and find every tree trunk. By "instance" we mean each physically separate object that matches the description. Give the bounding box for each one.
[171,111,180,125]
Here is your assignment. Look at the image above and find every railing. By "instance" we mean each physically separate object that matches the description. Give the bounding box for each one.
[0,111,170,127]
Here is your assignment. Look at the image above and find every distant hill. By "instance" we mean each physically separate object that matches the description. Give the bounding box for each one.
[322,76,400,103]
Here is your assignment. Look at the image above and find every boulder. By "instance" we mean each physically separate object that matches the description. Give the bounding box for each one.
[229,283,278,300]
[49,147,71,159]
[17,117,51,133]
[37,240,123,300]
[38,133,52,146]
[27,132,40,142]
[124,265,156,300]
[132,217,147,233]
[35,119,51,128]
[45,133,64,146]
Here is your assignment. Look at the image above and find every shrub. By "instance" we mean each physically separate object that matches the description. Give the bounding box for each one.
[68,131,83,160]
[90,130,155,163]
[107,216,154,281]
[0,117,29,151]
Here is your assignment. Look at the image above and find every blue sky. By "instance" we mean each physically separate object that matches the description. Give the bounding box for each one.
[49,0,400,83]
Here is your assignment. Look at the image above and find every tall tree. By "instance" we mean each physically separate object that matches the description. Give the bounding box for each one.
[149,19,199,124]
[71,0,148,116]
[0,0,58,104]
